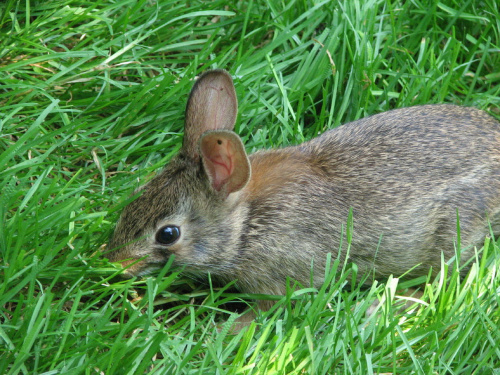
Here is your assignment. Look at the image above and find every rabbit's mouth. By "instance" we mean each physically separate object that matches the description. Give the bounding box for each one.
[113,257,162,278]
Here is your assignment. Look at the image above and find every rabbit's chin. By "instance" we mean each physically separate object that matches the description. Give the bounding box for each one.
[129,267,160,278]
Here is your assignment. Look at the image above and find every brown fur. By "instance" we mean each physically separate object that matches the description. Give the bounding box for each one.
[245,151,314,200]
[109,69,500,314]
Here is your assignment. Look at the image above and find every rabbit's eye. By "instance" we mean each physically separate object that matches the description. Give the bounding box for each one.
[156,225,181,245]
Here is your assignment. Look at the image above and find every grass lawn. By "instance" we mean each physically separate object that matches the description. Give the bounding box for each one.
[1,0,500,373]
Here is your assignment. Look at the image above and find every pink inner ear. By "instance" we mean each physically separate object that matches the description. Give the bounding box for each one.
[200,130,250,194]
[200,131,250,194]
[204,137,234,191]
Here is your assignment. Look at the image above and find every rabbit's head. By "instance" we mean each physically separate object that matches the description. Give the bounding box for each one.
[108,70,251,277]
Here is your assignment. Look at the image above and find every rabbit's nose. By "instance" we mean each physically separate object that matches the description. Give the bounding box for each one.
[115,259,144,278]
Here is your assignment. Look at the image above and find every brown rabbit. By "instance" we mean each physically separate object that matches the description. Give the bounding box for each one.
[109,69,500,318]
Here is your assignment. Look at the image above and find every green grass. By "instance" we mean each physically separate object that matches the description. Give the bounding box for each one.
[1,0,500,373]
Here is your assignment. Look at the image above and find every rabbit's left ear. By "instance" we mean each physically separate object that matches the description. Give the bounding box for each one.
[183,69,238,160]
[200,130,250,195]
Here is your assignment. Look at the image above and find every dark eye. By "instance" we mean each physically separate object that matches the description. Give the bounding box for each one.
[155,225,181,245]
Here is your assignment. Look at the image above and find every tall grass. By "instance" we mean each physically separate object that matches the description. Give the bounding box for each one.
[1,0,499,373]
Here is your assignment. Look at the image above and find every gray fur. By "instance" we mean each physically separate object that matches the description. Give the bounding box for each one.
[109,69,500,309]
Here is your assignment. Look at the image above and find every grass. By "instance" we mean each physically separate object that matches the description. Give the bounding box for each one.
[1,0,500,373]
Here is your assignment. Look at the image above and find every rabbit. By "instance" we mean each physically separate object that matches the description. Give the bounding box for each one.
[108,69,500,321]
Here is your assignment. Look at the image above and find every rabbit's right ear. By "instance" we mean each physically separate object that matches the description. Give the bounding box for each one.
[183,70,238,159]
[200,130,250,195]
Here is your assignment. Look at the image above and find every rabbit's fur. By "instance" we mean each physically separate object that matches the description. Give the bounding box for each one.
[109,69,500,313]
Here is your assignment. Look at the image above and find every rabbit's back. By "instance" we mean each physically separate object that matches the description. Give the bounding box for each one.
[241,105,500,286]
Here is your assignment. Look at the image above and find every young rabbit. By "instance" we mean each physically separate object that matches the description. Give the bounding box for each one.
[109,69,500,318]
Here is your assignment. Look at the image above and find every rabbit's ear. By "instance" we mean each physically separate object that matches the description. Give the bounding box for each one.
[200,130,250,195]
[184,70,238,159]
